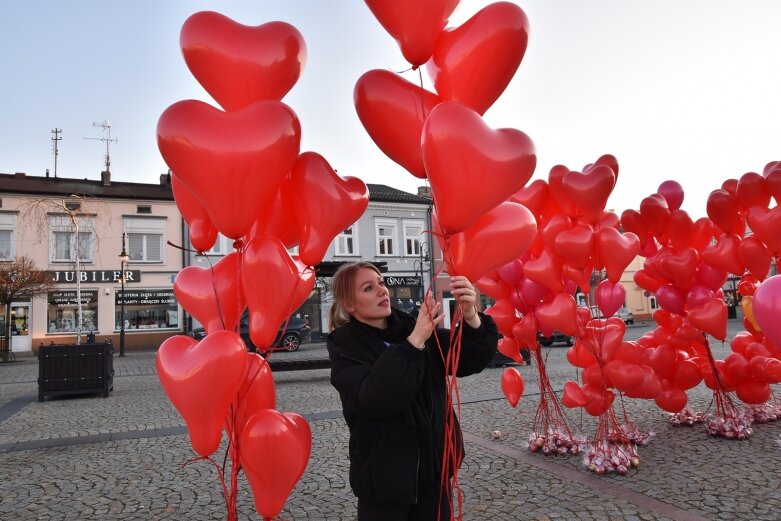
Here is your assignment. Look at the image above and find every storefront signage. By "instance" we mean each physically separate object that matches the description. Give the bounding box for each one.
[384,276,422,287]
[47,270,142,283]
[48,290,98,307]
[115,289,176,306]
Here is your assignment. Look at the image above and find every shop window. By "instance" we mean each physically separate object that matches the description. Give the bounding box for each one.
[47,290,98,333]
[335,225,357,256]
[115,289,178,330]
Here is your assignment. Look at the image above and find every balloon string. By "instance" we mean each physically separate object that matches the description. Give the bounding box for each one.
[182,455,235,519]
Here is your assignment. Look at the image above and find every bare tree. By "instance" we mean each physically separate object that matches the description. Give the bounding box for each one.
[0,257,52,362]
[20,195,111,345]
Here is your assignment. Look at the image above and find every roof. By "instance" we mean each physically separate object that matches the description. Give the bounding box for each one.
[0,172,173,201]
[367,184,432,205]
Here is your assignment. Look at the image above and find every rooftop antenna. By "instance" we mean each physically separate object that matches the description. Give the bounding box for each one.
[83,120,118,173]
[51,128,62,178]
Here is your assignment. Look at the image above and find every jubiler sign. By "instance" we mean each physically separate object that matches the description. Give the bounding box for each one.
[47,270,142,283]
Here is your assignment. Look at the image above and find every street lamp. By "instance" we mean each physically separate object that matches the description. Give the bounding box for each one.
[413,242,430,302]
[118,233,129,357]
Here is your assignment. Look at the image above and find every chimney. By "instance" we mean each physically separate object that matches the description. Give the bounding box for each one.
[160,171,171,186]
[417,186,432,199]
[14,172,26,178]
[46,169,50,178]
[101,170,111,186]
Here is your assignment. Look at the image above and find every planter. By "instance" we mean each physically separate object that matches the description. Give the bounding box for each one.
[38,341,114,401]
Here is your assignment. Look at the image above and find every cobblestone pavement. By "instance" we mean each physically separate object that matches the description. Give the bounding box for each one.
[1,320,779,520]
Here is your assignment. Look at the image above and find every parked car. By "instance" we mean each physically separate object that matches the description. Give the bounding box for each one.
[537,331,573,347]
[190,315,311,352]
[614,307,635,324]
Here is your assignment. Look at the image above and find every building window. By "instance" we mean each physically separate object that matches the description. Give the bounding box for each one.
[137,205,152,214]
[403,220,424,256]
[0,213,15,260]
[376,219,397,256]
[49,215,95,263]
[116,288,178,330]
[649,296,658,310]
[335,225,357,256]
[125,218,165,263]
[47,290,98,333]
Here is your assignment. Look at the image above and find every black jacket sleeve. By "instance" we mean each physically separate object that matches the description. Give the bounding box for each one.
[329,338,427,419]
[430,312,499,377]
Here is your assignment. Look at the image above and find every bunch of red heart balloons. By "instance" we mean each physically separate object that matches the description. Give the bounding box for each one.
[356,1,539,282]
[155,11,369,520]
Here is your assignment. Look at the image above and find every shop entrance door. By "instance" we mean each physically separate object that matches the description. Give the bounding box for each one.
[9,302,31,352]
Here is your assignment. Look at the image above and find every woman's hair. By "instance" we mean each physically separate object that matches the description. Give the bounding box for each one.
[328,262,382,331]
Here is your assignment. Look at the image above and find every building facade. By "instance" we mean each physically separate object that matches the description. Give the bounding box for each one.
[0,171,184,353]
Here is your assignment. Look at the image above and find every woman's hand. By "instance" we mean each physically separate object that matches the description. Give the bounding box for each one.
[450,276,481,328]
[407,293,443,349]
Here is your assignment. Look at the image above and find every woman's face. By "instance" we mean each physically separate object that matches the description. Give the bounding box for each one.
[346,267,391,328]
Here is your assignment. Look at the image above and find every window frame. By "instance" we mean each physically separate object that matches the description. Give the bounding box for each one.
[49,215,95,264]
[402,220,425,257]
[0,213,16,261]
[335,224,358,256]
[124,217,166,264]
[375,218,398,257]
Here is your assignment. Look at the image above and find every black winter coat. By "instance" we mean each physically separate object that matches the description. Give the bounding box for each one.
[327,308,499,505]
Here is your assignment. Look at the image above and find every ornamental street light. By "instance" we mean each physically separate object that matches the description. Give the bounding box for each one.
[118,233,129,357]
[413,242,430,302]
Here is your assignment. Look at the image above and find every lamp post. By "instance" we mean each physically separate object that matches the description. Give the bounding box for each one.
[118,233,129,357]
[413,242,430,302]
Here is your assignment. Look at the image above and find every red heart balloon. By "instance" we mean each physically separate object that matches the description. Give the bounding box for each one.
[561,381,589,408]
[172,173,217,252]
[501,367,525,407]
[657,180,684,211]
[364,0,459,66]
[561,165,616,223]
[181,12,306,111]
[746,206,781,255]
[512,314,538,350]
[563,261,593,293]
[174,252,246,335]
[354,69,440,179]
[596,280,626,318]
[666,210,694,252]
[735,171,770,211]
[620,209,650,247]
[540,214,572,252]
[721,178,738,196]
[426,2,529,115]
[594,227,640,283]
[497,336,524,363]
[566,341,597,368]
[534,293,578,336]
[691,217,716,252]
[655,284,686,316]
[654,386,688,413]
[158,99,301,239]
[157,332,248,457]
[646,343,678,380]
[422,102,536,234]
[546,165,578,217]
[510,179,549,219]
[764,166,781,204]
[604,360,644,392]
[227,352,276,439]
[706,189,740,235]
[523,249,564,293]
[701,233,743,276]
[241,237,315,350]
[634,269,665,292]
[738,235,772,280]
[639,194,671,241]
[583,386,615,417]
[554,223,594,270]
[448,202,537,282]
[474,274,512,301]
[484,299,519,338]
[656,247,699,290]
[687,299,727,341]
[240,409,311,519]
[290,152,369,266]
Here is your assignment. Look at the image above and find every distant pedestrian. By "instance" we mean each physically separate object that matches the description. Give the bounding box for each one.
[326,261,498,520]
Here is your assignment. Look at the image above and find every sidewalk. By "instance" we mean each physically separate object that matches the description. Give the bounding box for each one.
[0,331,779,520]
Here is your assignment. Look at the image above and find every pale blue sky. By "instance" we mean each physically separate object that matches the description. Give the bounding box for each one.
[2,1,780,218]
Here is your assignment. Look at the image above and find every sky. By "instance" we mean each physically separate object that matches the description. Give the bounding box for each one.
[2,0,780,220]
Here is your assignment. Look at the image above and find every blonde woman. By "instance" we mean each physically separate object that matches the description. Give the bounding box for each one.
[327,262,498,520]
